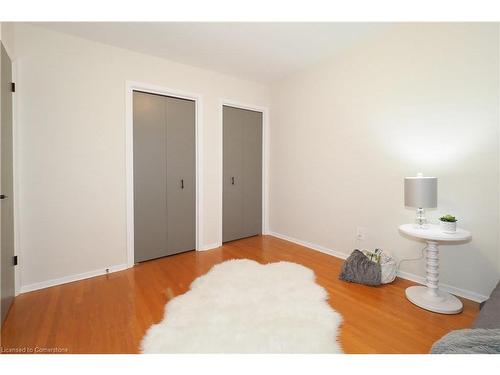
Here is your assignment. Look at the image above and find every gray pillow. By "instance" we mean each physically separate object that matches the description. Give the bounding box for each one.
[339,249,381,286]
[431,328,500,354]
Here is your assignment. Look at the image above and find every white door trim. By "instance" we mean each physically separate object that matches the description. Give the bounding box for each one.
[125,81,204,268]
[218,100,269,247]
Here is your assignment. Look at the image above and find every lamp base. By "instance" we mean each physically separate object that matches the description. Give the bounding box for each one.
[415,207,427,228]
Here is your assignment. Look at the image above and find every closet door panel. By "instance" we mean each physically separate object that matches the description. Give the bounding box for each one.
[242,110,263,237]
[133,92,168,262]
[166,97,196,253]
[222,106,244,242]
[1,42,15,325]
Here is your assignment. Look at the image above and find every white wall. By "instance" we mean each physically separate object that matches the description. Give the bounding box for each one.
[12,23,269,290]
[269,23,499,300]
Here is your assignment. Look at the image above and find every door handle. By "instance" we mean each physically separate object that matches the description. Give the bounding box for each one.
[181,179,184,189]
[231,177,235,185]
[0,194,6,200]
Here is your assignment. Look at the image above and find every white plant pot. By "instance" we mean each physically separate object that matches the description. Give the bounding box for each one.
[440,220,457,233]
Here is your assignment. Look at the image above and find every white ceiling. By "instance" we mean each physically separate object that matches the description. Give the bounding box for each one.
[34,22,391,83]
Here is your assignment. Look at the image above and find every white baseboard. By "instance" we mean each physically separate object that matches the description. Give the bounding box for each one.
[268,231,349,261]
[395,270,488,303]
[198,242,221,251]
[20,242,223,293]
[268,231,488,303]
[20,263,129,294]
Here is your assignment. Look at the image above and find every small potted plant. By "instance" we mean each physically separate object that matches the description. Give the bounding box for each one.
[439,214,457,233]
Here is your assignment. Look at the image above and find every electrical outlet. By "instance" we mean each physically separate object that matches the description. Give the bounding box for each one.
[356,227,366,240]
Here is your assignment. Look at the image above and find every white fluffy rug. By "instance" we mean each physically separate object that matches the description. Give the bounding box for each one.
[141,259,343,353]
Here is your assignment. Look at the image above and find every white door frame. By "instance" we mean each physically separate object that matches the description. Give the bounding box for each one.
[125,81,204,268]
[219,100,269,246]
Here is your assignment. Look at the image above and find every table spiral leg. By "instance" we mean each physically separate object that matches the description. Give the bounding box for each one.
[405,239,463,314]
[425,240,439,297]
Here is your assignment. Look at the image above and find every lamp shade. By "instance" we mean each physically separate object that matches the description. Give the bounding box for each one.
[404,176,437,208]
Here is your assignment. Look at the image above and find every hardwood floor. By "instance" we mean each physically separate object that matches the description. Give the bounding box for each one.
[0,235,478,354]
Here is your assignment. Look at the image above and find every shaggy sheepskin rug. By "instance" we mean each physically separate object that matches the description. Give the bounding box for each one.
[141,259,343,353]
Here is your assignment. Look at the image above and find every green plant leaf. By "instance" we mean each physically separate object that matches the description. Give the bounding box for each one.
[439,214,457,222]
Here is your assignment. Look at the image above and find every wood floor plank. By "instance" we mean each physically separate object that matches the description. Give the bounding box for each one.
[0,235,478,354]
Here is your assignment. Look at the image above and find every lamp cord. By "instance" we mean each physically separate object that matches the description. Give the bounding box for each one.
[397,245,427,271]
[354,239,427,271]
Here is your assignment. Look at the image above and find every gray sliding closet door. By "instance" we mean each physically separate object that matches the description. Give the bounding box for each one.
[223,107,244,242]
[1,42,15,326]
[241,109,263,238]
[133,91,195,262]
[165,97,196,254]
[223,106,262,243]
[134,92,168,262]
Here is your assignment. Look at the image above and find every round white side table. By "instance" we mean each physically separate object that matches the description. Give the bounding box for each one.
[398,224,472,314]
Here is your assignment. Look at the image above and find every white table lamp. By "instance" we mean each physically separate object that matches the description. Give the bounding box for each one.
[404,173,437,228]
